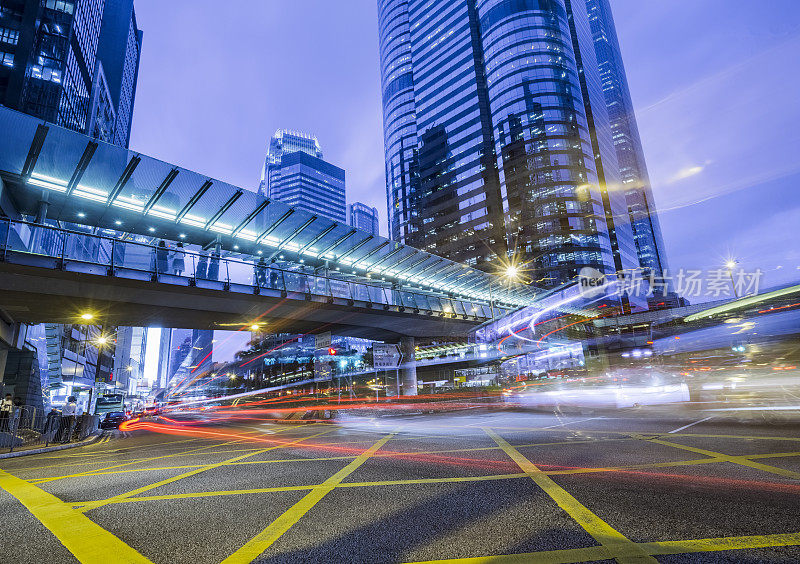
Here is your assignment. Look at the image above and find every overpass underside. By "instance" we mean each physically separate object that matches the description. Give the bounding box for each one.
[0,247,483,340]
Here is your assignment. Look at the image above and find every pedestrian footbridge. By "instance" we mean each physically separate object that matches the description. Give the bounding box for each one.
[0,106,538,338]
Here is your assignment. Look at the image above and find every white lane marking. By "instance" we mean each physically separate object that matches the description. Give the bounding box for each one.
[541,416,603,429]
[668,416,713,434]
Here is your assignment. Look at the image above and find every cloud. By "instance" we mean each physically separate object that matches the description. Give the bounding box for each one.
[666,163,708,185]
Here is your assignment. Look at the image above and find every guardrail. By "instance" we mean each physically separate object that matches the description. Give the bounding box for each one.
[0,218,507,321]
[0,405,100,454]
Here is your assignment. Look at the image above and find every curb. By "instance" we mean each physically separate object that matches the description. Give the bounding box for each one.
[0,433,104,459]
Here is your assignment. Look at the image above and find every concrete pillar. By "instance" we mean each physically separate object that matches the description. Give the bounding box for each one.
[399,336,417,396]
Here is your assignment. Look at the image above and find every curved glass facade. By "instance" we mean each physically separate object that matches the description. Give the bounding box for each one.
[378,0,648,290]
[379,0,418,243]
[477,0,614,285]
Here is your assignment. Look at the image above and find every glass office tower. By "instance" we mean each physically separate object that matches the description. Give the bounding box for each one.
[584,0,667,278]
[349,202,380,236]
[96,0,143,148]
[0,0,142,148]
[259,130,347,223]
[378,0,646,288]
[380,0,506,268]
[0,0,143,409]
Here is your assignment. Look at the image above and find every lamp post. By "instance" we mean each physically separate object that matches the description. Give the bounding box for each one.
[725,260,739,298]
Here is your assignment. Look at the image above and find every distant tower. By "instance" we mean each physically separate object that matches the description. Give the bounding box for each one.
[348,202,379,236]
[258,130,346,223]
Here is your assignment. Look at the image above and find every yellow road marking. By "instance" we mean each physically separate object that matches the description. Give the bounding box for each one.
[18,436,635,480]
[76,472,530,506]
[651,439,800,480]
[485,428,657,564]
[643,531,800,555]
[80,484,317,505]
[406,545,608,563]
[221,432,396,564]
[405,531,800,563]
[30,437,249,484]
[0,468,153,563]
[76,427,335,512]
[28,425,296,483]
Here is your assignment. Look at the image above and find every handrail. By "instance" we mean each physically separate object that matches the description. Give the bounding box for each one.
[0,217,503,319]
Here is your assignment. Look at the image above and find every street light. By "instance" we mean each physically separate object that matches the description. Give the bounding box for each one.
[80,313,94,321]
[724,259,739,298]
[505,265,519,279]
[250,324,260,331]
[96,336,108,346]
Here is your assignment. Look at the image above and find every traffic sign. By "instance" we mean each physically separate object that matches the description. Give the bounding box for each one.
[315,331,332,351]
[373,343,401,369]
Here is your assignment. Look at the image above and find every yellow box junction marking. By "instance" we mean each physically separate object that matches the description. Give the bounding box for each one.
[405,531,800,563]
[484,428,658,564]
[0,467,153,564]
[650,438,800,480]
[76,427,335,513]
[221,432,396,564]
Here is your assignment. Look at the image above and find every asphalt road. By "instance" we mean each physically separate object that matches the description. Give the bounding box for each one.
[1,410,800,563]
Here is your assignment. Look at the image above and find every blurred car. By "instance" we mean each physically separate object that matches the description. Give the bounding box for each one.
[100,411,128,430]
[143,405,159,417]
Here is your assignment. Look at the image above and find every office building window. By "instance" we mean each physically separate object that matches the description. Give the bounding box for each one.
[0,27,19,45]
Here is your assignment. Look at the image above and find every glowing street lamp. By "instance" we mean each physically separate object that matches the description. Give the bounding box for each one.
[505,265,519,280]
[724,259,739,298]
[80,313,94,321]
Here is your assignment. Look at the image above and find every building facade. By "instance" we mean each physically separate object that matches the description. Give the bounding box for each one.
[378,0,648,289]
[259,130,346,223]
[0,0,142,410]
[95,0,143,148]
[0,0,141,147]
[584,0,667,277]
[349,202,380,236]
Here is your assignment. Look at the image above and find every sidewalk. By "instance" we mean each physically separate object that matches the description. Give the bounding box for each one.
[0,433,103,460]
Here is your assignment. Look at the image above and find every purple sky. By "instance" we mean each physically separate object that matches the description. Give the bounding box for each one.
[130,0,800,299]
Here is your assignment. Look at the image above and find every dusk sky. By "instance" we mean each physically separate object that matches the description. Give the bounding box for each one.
[130,0,800,294]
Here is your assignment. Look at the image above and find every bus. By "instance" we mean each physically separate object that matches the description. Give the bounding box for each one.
[95,393,125,415]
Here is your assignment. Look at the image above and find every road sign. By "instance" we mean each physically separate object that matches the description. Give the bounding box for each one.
[373,343,401,369]
[315,331,332,351]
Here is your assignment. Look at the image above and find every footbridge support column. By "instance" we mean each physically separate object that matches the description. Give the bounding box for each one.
[399,336,417,396]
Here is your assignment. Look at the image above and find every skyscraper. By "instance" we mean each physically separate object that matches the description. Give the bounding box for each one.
[584,0,667,278]
[259,130,346,223]
[349,202,380,236]
[0,0,142,409]
[378,0,645,289]
[95,0,143,148]
[0,0,141,147]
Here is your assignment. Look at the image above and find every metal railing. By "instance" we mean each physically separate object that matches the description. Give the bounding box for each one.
[0,218,508,320]
[0,405,100,454]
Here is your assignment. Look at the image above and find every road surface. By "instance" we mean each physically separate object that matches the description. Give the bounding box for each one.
[1,410,799,563]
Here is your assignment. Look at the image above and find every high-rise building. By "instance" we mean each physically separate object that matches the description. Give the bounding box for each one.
[584,0,667,277]
[378,0,646,289]
[259,130,347,223]
[95,0,143,148]
[0,0,142,409]
[112,326,147,393]
[0,0,141,147]
[349,202,380,236]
